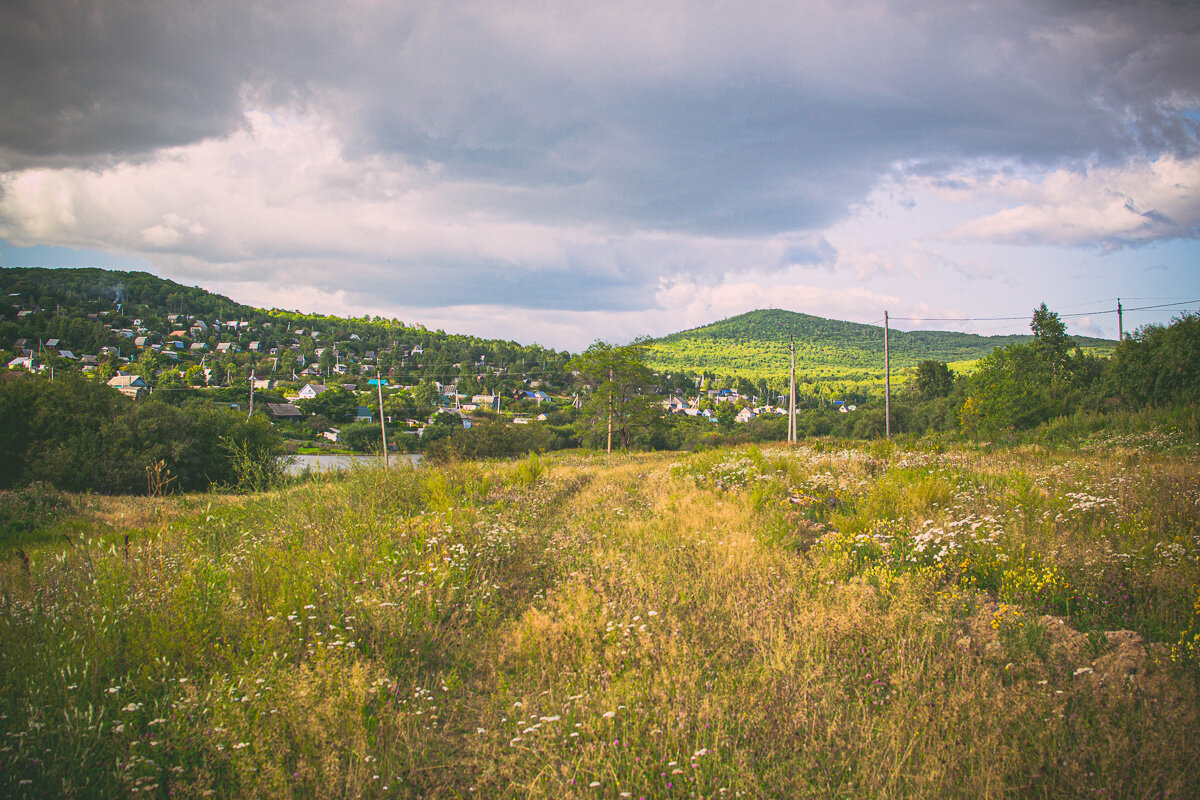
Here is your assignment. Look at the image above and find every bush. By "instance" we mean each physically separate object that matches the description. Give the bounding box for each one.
[339,421,387,453]
[424,418,556,462]
[0,371,284,493]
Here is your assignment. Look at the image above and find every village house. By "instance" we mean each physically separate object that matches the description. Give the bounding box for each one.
[264,402,302,421]
[662,397,689,413]
[107,373,149,400]
[297,383,328,400]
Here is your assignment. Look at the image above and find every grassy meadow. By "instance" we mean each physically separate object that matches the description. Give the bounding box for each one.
[2,436,1199,798]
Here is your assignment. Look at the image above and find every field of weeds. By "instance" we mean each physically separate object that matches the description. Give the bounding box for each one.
[2,438,1199,799]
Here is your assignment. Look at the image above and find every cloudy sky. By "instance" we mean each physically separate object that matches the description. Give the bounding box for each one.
[1,0,1198,351]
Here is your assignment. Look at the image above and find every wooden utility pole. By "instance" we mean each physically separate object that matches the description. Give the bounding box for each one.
[607,366,614,455]
[1118,298,1124,341]
[248,373,254,418]
[788,341,796,444]
[884,311,891,441]
[377,378,389,467]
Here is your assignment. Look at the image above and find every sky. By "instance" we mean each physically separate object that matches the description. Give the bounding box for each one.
[1,0,1198,352]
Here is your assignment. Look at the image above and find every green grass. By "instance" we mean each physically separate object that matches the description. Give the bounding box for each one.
[2,438,1198,798]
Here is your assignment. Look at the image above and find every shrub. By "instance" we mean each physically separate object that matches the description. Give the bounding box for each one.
[424,418,556,462]
[0,371,283,493]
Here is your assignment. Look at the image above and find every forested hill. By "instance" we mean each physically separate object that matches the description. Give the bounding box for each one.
[645,308,1114,383]
[0,267,257,320]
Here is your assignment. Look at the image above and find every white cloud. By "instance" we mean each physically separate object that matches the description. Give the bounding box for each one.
[0,106,865,315]
[2,0,1199,347]
[935,157,1200,248]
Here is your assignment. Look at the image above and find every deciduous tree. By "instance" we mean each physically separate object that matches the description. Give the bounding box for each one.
[570,339,661,453]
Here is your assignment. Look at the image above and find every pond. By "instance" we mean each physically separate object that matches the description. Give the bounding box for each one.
[284,453,423,475]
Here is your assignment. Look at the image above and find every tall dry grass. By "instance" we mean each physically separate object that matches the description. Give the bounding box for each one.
[1,441,1198,798]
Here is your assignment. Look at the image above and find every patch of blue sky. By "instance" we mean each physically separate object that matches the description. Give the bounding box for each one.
[0,241,149,271]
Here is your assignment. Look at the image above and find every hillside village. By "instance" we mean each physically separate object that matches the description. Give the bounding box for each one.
[1,269,802,451]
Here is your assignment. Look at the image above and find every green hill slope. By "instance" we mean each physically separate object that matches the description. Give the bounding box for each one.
[645,308,1114,386]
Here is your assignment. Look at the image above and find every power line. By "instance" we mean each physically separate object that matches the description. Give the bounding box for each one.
[890,298,1200,323]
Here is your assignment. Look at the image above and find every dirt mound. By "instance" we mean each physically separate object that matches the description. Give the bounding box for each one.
[958,601,1167,689]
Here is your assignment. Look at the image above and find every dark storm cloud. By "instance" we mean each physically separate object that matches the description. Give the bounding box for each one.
[0,1,258,166]
[5,1,1199,177]
[2,0,1199,324]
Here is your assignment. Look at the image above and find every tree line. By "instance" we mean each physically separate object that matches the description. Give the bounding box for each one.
[913,305,1198,438]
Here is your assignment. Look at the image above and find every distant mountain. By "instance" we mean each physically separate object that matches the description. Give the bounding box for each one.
[645,308,1114,384]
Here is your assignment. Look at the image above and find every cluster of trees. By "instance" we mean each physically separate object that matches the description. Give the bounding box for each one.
[423,416,562,462]
[0,372,283,493]
[957,305,1103,436]
[0,267,253,322]
[1105,310,1200,407]
[898,305,1198,439]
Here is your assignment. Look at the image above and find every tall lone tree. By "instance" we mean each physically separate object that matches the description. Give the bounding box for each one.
[1031,302,1073,374]
[570,339,660,453]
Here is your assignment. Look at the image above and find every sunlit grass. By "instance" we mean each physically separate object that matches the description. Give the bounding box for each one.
[2,439,1198,798]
